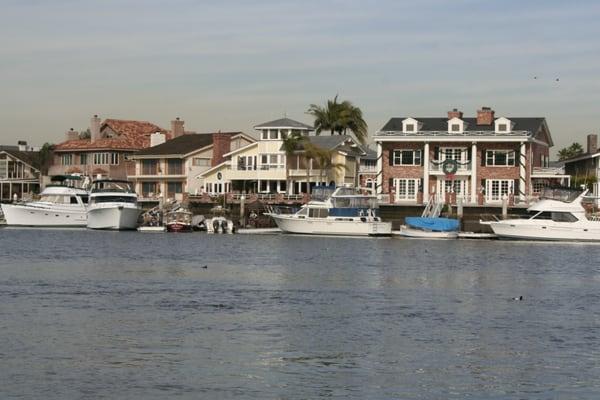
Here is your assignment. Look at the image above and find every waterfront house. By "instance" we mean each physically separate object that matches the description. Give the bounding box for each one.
[128,129,254,204]
[374,107,568,205]
[358,148,377,193]
[563,134,600,196]
[198,117,364,195]
[0,142,41,201]
[49,115,170,181]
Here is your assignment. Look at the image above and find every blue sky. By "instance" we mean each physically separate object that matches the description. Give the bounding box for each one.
[1,0,600,155]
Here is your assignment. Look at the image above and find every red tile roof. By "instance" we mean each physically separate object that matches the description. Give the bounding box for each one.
[54,119,170,152]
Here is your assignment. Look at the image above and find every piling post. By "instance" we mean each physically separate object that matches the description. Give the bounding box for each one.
[501,195,508,220]
[457,196,463,230]
[240,194,246,228]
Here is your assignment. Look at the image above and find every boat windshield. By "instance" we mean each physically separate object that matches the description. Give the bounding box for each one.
[91,180,135,193]
[311,185,336,201]
[540,188,582,203]
[530,211,579,222]
[331,196,378,209]
[167,212,191,223]
[92,195,137,204]
[40,195,81,204]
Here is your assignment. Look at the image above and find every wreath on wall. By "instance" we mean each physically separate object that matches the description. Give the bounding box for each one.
[442,159,459,175]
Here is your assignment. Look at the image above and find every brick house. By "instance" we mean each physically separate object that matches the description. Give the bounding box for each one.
[128,129,254,204]
[374,107,565,205]
[49,115,171,181]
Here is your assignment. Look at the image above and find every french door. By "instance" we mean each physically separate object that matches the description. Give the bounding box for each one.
[394,178,419,201]
[485,179,514,202]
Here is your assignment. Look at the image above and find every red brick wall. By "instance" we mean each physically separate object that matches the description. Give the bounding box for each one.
[211,132,232,167]
[532,142,549,167]
[381,142,424,193]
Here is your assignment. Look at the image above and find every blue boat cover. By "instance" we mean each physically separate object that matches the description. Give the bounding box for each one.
[405,217,460,232]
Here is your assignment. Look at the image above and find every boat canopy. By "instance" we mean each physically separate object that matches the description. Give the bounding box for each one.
[405,217,460,232]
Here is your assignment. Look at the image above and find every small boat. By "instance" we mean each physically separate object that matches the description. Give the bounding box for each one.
[138,205,166,232]
[482,188,600,241]
[266,185,391,236]
[206,206,235,234]
[87,179,141,230]
[398,217,460,239]
[0,175,89,227]
[165,208,193,232]
[137,225,167,233]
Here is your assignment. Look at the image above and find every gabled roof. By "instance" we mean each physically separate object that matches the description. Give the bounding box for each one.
[1,149,41,170]
[380,117,546,133]
[133,132,244,157]
[254,118,314,130]
[54,119,169,151]
[280,135,364,156]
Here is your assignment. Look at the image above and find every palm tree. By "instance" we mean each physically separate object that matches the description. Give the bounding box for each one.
[281,131,303,195]
[306,96,368,145]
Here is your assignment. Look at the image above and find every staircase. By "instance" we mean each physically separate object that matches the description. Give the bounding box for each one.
[422,195,443,218]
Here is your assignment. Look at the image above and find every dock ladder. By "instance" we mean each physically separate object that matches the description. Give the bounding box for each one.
[422,195,443,218]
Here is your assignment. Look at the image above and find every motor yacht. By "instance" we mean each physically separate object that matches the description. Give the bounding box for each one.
[482,188,600,241]
[87,180,141,230]
[266,186,391,236]
[0,175,89,227]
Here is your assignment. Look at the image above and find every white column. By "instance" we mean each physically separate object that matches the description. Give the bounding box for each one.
[519,142,527,202]
[376,142,383,194]
[423,142,430,204]
[471,142,478,204]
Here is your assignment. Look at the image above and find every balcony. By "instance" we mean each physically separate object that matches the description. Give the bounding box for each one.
[359,166,377,173]
[429,160,472,174]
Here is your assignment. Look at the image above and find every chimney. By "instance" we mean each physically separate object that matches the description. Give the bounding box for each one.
[447,108,463,119]
[476,107,495,125]
[587,134,598,154]
[150,131,166,147]
[17,140,28,151]
[211,131,231,167]
[171,117,185,138]
[65,128,79,142]
[91,114,102,143]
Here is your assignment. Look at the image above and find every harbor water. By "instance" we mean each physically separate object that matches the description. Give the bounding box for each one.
[1,229,599,399]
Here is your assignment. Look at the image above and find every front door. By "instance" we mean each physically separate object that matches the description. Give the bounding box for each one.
[437,177,469,204]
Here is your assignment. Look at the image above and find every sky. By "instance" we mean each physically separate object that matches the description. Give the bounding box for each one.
[1,0,600,156]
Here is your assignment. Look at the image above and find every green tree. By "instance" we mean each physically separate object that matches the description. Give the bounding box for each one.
[38,142,53,175]
[557,142,584,161]
[307,95,368,145]
[79,128,91,139]
[281,131,304,194]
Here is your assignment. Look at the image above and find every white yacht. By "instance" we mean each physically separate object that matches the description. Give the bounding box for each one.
[87,180,141,230]
[0,175,89,227]
[266,186,392,236]
[482,188,600,241]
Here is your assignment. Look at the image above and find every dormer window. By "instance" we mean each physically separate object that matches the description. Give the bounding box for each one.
[494,117,513,133]
[401,118,420,133]
[451,124,460,132]
[406,124,415,132]
[447,117,465,134]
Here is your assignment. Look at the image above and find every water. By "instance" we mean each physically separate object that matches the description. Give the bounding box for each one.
[1,229,599,399]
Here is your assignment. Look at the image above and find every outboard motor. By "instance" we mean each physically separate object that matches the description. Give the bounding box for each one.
[212,219,220,233]
[220,219,228,234]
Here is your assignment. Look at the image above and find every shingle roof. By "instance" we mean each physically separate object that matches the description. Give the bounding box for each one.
[134,132,243,156]
[380,117,545,134]
[254,118,314,130]
[54,119,169,151]
[1,149,41,170]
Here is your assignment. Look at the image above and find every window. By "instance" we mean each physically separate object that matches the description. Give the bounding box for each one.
[393,178,419,201]
[269,130,278,139]
[142,182,157,196]
[237,156,255,170]
[259,153,285,170]
[192,158,210,167]
[167,159,183,175]
[405,124,415,132]
[141,160,158,175]
[486,150,516,166]
[61,154,73,165]
[486,179,514,201]
[167,182,183,196]
[393,149,421,166]
[80,154,87,165]
[451,124,460,132]
[498,124,507,132]
[93,152,119,165]
[262,130,269,140]
[308,208,329,218]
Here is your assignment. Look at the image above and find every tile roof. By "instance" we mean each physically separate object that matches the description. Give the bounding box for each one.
[54,119,169,151]
[255,118,314,130]
[134,132,243,157]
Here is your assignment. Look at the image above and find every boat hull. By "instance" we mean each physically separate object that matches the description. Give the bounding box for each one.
[0,203,87,227]
[269,214,392,236]
[487,220,600,241]
[398,225,458,239]
[87,204,140,230]
[166,223,193,232]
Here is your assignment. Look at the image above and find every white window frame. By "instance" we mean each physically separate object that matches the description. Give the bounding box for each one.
[61,154,73,166]
[486,150,516,167]
[439,147,468,163]
[93,152,119,165]
[393,149,422,166]
[486,179,514,202]
[393,178,420,201]
[192,157,211,167]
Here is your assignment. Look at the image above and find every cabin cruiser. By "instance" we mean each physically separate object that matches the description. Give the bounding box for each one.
[482,188,600,241]
[165,207,193,232]
[266,186,392,236]
[87,180,141,230]
[0,175,89,227]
